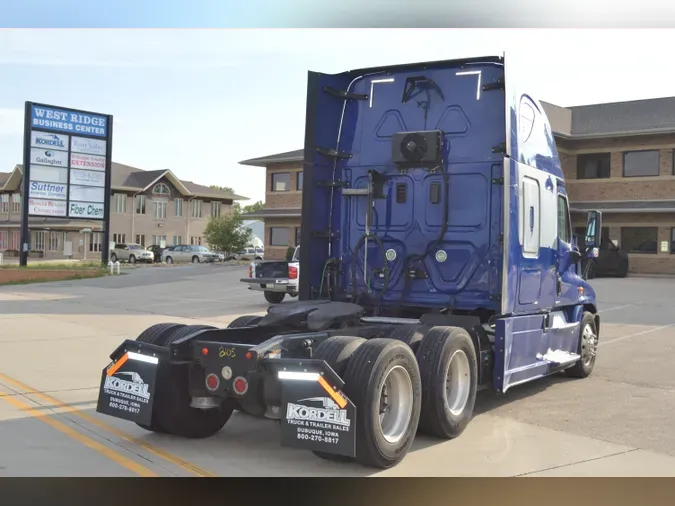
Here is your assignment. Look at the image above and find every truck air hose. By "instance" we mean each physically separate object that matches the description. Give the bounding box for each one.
[352,232,390,304]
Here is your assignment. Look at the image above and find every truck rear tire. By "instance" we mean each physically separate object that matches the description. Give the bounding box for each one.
[264,291,285,304]
[415,326,478,440]
[564,311,598,379]
[341,338,422,469]
[134,323,187,433]
[311,335,366,462]
[227,315,263,328]
[390,324,431,353]
[148,324,234,439]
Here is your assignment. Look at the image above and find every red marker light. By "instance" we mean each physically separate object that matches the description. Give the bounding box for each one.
[202,347,209,356]
[205,373,219,391]
[245,351,252,360]
[233,376,248,395]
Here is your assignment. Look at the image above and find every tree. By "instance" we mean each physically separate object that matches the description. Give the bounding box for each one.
[233,200,265,217]
[203,214,252,254]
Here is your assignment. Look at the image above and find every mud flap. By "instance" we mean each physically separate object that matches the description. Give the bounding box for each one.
[278,368,357,458]
[96,347,161,426]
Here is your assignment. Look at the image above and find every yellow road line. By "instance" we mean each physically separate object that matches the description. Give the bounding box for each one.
[0,372,216,478]
[0,389,157,477]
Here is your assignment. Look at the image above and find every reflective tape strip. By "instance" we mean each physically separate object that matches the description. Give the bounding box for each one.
[128,352,159,365]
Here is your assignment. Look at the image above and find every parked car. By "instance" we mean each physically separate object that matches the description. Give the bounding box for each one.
[234,247,264,260]
[109,243,154,264]
[576,234,629,278]
[146,244,167,263]
[162,245,219,264]
[240,245,299,304]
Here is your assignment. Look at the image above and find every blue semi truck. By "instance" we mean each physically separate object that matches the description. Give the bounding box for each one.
[96,54,603,470]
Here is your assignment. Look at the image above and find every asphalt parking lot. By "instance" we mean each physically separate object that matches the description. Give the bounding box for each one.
[0,265,674,477]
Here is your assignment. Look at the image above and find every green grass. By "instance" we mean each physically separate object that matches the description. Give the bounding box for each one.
[0,261,104,270]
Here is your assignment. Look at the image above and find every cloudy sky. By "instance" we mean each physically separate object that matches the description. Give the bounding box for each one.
[1,29,673,202]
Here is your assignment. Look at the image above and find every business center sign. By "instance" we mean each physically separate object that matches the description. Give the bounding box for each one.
[23,102,112,221]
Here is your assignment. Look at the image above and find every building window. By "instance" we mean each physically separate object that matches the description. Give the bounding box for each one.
[556,196,571,244]
[152,235,167,246]
[31,231,45,251]
[172,236,182,246]
[0,231,7,250]
[135,195,146,215]
[295,227,301,246]
[270,227,291,246]
[0,194,8,213]
[190,236,202,246]
[152,183,170,196]
[211,201,222,217]
[114,194,127,213]
[153,199,168,219]
[623,150,660,177]
[621,227,658,254]
[297,172,304,191]
[10,231,19,250]
[112,233,126,244]
[12,193,20,213]
[577,153,610,179]
[135,234,146,247]
[174,198,183,217]
[89,233,102,252]
[191,199,202,218]
[271,172,291,192]
[49,232,64,251]
[670,228,675,254]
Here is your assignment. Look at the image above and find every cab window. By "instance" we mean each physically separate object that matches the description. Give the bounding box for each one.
[557,195,571,244]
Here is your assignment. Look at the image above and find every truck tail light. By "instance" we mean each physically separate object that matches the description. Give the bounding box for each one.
[233,376,249,395]
[288,265,298,279]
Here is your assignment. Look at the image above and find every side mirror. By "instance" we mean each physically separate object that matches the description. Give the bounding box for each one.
[584,210,603,249]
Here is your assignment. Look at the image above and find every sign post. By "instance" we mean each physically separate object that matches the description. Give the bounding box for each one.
[20,102,113,267]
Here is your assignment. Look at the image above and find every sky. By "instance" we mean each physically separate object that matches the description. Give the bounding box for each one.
[2,28,675,203]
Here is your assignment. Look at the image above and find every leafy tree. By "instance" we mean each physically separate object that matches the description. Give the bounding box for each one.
[203,214,252,254]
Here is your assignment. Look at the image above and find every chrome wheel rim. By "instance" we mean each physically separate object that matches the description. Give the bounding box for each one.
[581,323,597,367]
[377,365,413,444]
[445,350,471,416]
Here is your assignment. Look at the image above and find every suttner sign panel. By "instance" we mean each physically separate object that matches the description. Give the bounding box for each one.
[21,101,113,265]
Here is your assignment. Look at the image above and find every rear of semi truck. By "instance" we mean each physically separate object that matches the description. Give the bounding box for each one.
[96,54,603,470]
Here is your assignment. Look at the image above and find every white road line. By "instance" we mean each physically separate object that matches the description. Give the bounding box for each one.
[600,324,673,347]
[598,303,638,313]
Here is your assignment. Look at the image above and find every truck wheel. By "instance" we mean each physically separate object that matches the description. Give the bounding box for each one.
[341,338,422,469]
[564,312,598,379]
[311,335,366,462]
[415,326,478,440]
[313,335,366,377]
[134,323,187,433]
[152,324,234,439]
[264,291,285,304]
[390,324,431,353]
[227,315,263,328]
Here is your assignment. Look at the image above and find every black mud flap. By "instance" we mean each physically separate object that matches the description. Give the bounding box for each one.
[95,340,166,426]
[276,360,356,458]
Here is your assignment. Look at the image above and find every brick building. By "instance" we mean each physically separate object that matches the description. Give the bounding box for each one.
[240,97,675,274]
[0,162,246,260]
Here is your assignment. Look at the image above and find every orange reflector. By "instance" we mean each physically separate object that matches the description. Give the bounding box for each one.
[317,375,347,409]
[106,353,129,377]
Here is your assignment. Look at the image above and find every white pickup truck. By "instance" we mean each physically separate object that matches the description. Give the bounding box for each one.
[239,246,299,304]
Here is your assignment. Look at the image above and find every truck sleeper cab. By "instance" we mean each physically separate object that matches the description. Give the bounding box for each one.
[96,54,603,470]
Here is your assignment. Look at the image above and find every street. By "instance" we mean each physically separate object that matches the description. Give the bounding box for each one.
[0,265,674,476]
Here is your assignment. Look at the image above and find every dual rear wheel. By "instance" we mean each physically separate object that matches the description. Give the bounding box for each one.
[311,324,478,468]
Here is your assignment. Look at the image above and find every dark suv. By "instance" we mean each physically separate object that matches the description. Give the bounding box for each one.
[575,232,629,278]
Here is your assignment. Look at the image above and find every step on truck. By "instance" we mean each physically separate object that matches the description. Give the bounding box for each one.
[96,54,604,470]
